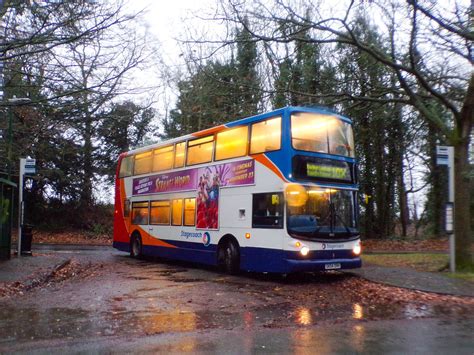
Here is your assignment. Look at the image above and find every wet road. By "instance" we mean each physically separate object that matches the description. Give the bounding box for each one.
[1,247,473,354]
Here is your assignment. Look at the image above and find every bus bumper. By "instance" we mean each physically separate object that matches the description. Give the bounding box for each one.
[284,257,361,272]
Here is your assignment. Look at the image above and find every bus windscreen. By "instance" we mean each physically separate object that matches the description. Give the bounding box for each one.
[291,112,354,157]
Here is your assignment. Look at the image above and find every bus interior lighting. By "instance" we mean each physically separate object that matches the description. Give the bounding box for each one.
[308,190,325,194]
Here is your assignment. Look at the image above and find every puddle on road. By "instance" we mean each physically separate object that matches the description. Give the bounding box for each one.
[289,303,436,326]
[0,300,469,345]
[0,308,93,342]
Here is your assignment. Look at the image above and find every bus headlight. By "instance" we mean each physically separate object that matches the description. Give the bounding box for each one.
[352,242,361,256]
[300,246,310,256]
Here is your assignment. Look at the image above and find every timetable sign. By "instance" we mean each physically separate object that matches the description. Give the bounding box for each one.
[24,158,36,174]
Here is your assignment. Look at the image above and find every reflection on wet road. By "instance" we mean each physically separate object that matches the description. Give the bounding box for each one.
[0,248,473,353]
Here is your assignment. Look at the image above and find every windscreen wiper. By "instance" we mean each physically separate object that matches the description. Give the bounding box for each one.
[333,207,352,234]
[313,210,331,235]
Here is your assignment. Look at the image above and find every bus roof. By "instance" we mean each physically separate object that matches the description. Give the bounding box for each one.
[123,106,352,156]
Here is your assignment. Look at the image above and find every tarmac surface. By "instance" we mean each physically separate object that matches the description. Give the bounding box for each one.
[0,244,473,354]
[1,244,472,297]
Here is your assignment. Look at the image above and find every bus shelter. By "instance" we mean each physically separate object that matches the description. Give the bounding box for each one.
[0,178,16,260]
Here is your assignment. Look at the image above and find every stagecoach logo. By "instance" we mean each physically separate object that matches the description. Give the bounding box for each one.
[322,243,345,250]
[180,230,211,247]
[202,232,211,247]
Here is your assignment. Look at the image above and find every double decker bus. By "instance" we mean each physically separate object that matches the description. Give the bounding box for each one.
[113,106,361,273]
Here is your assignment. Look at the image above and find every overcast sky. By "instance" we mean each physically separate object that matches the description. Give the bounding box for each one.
[130,0,217,67]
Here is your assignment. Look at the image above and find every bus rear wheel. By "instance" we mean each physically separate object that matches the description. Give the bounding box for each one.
[130,234,143,259]
[220,240,240,275]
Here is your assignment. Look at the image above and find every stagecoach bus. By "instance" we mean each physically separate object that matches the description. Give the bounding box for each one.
[113,106,362,273]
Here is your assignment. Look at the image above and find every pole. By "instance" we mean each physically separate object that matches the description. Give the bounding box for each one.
[7,108,12,180]
[17,158,24,257]
[448,147,455,273]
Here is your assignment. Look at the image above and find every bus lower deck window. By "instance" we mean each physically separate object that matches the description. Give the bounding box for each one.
[184,198,196,226]
[252,193,283,228]
[132,202,149,225]
[150,201,171,225]
[172,199,183,225]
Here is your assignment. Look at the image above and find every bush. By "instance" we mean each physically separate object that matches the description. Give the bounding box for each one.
[30,201,114,235]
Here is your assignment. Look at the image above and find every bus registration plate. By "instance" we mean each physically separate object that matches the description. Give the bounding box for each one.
[325,263,341,270]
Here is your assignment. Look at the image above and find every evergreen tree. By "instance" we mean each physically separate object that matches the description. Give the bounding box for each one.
[234,22,261,116]
[272,22,335,108]
[163,23,263,139]
[337,14,407,238]
[98,101,155,182]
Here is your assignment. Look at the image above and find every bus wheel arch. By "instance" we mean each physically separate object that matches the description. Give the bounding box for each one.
[217,234,240,274]
[130,231,143,259]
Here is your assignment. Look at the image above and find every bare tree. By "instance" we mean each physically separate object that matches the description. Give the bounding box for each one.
[0,0,149,105]
[0,0,158,206]
[212,0,472,268]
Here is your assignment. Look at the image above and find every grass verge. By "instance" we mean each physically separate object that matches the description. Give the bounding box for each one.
[362,253,474,282]
[362,253,448,272]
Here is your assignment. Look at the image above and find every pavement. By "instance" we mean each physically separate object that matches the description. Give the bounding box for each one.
[0,250,70,285]
[0,245,472,297]
[349,265,474,297]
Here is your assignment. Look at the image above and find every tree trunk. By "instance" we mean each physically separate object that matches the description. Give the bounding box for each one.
[454,140,473,269]
[453,74,473,270]
[81,116,94,206]
[398,160,409,237]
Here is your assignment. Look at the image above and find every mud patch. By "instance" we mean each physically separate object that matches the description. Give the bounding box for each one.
[172,278,205,283]
[155,269,189,276]
[127,276,151,281]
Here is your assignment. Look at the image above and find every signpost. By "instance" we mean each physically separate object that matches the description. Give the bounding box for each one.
[17,158,35,257]
[436,146,455,272]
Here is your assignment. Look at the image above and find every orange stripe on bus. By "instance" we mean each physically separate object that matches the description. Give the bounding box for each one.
[192,125,226,137]
[253,154,288,182]
[137,226,178,248]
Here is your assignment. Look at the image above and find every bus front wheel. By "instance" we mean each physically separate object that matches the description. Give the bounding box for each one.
[131,234,143,259]
[220,240,240,275]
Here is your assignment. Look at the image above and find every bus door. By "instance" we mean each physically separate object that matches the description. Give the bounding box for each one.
[123,198,131,233]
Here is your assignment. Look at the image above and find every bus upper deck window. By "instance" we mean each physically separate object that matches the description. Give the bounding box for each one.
[291,113,329,153]
[134,151,152,175]
[186,136,214,166]
[153,145,174,172]
[215,126,248,161]
[119,155,134,178]
[174,142,186,168]
[328,120,355,157]
[250,117,281,154]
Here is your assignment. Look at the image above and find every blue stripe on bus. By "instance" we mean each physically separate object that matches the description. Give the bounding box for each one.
[226,106,357,185]
[225,106,353,128]
[113,240,361,273]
